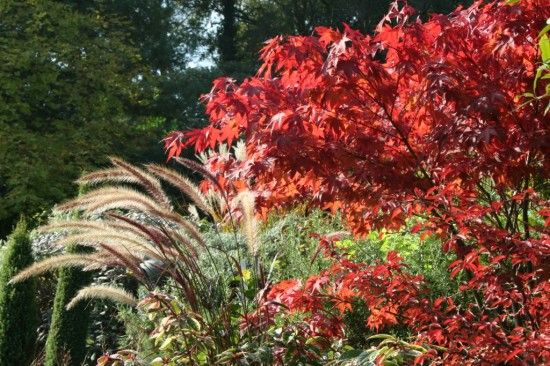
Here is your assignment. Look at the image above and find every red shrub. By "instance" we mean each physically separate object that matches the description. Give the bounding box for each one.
[266,251,428,335]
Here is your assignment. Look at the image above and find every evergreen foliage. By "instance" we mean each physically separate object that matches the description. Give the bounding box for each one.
[44,245,92,366]
[0,219,38,366]
[0,0,160,238]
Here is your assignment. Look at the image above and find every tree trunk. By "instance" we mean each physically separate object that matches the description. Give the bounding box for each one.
[218,0,238,69]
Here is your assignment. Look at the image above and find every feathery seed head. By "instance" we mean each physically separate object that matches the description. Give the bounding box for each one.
[66,285,137,310]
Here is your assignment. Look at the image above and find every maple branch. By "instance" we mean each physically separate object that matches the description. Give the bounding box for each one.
[522,193,530,240]
[354,85,431,185]
[476,181,504,229]
[368,91,434,183]
[497,188,514,233]
[521,160,532,240]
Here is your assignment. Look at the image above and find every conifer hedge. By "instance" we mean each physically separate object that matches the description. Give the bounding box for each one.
[44,244,92,366]
[0,219,38,366]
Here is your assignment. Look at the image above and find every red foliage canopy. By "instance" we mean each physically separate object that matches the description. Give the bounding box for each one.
[166,0,550,364]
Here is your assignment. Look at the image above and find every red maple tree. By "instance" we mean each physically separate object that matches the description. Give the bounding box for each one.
[166,0,550,364]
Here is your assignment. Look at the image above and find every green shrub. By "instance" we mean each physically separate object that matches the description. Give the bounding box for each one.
[0,219,39,366]
[45,245,92,366]
[258,210,459,301]
[258,208,380,281]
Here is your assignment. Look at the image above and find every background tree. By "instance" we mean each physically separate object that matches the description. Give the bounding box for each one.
[0,219,38,366]
[96,0,212,130]
[175,0,472,71]
[0,0,162,238]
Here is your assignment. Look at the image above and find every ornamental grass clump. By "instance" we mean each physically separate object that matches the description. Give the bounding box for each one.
[11,157,270,364]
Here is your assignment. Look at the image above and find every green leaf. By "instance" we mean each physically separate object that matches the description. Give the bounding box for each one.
[159,336,177,351]
[538,24,550,38]
[383,361,400,366]
[190,317,201,331]
[533,67,544,91]
[367,334,394,341]
[170,299,182,315]
[540,34,550,62]
[338,349,364,360]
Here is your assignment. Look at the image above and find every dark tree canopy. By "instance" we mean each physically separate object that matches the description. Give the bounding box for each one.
[0,1,158,237]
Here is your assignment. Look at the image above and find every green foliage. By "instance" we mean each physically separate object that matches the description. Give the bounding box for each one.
[150,67,222,132]
[365,230,458,300]
[342,298,372,349]
[327,334,432,366]
[0,0,160,238]
[534,20,550,114]
[45,245,92,366]
[117,292,157,361]
[258,209,335,279]
[258,209,458,301]
[98,0,186,72]
[0,219,39,366]
[258,208,379,281]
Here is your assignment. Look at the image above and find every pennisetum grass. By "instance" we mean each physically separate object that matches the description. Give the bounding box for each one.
[11,157,274,363]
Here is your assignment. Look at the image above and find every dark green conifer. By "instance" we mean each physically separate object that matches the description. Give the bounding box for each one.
[0,218,39,366]
[44,244,92,366]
